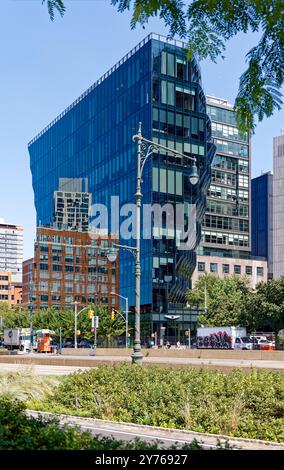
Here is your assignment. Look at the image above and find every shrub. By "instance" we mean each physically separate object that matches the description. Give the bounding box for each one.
[0,397,204,450]
[45,365,284,442]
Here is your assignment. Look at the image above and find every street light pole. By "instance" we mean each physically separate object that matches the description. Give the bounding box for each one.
[107,123,199,365]
[74,301,78,349]
[132,123,143,364]
[74,303,94,349]
[29,300,33,354]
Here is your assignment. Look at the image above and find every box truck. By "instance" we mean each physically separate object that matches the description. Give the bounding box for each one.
[4,328,32,353]
[197,326,253,350]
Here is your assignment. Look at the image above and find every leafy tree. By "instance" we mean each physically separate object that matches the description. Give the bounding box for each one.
[0,306,29,332]
[241,278,284,333]
[42,0,284,133]
[187,274,250,327]
[0,304,127,344]
[42,0,65,21]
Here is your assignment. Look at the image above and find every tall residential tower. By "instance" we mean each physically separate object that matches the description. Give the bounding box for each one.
[0,218,23,281]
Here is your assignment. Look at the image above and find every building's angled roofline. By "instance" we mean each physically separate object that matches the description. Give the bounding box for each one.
[252,171,273,179]
[206,95,234,109]
[0,222,23,230]
[28,33,193,147]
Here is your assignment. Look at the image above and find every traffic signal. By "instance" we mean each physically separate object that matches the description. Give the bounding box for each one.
[88,309,94,319]
[111,308,118,320]
[76,330,81,336]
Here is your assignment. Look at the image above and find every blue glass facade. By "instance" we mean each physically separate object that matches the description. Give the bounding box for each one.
[28,34,215,330]
[251,172,273,275]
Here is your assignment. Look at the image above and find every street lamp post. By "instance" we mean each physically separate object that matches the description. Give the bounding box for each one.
[107,123,199,364]
[111,292,129,349]
[29,300,33,354]
[74,301,78,349]
[73,302,94,349]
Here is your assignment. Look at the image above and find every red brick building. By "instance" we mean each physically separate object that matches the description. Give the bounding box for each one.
[22,258,34,305]
[25,227,119,310]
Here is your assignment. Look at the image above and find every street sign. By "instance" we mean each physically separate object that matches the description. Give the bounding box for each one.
[92,316,99,329]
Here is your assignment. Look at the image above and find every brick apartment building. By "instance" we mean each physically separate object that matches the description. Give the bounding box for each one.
[23,227,119,310]
[0,272,22,306]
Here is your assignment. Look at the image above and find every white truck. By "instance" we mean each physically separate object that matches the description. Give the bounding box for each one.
[4,328,32,353]
[197,326,253,350]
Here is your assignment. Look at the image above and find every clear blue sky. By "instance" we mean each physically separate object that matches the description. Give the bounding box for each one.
[1,1,283,259]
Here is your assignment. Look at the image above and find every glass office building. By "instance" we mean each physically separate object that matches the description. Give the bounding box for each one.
[251,172,273,277]
[28,34,215,337]
[200,96,251,257]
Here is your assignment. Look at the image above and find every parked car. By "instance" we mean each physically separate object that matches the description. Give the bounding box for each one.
[78,339,93,348]
[234,336,254,350]
[257,339,275,350]
[62,341,74,348]
[249,335,267,342]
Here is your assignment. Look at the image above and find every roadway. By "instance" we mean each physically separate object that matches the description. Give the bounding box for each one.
[0,354,284,372]
[26,410,284,450]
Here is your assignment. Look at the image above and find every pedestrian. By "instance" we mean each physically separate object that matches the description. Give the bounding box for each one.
[166,340,171,349]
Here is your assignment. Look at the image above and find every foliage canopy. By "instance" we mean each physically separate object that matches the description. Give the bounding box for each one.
[42,0,284,132]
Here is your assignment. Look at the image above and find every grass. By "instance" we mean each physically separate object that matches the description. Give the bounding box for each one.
[0,370,60,402]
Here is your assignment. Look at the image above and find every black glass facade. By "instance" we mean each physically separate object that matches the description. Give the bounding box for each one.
[28,34,214,334]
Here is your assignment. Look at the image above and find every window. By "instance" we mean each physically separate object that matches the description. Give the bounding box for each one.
[198,262,205,272]
[176,58,186,79]
[175,85,195,111]
[161,51,175,77]
[222,264,230,274]
[39,263,48,271]
[257,267,264,277]
[52,265,62,272]
[210,263,218,273]
[40,245,49,252]
[161,80,175,106]
[65,265,74,272]
[245,266,252,275]
[215,139,248,157]
[207,105,236,125]
[211,121,247,142]
[234,265,241,275]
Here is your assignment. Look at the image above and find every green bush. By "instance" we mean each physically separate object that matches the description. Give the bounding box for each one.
[44,365,284,442]
[0,397,204,450]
